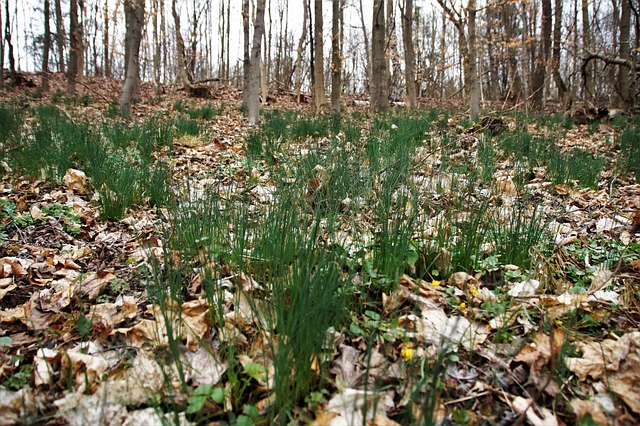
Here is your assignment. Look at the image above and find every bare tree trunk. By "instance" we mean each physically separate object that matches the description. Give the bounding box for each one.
[103,0,110,77]
[293,0,308,101]
[226,0,230,81]
[68,0,83,96]
[152,0,162,95]
[618,0,631,109]
[386,0,403,101]
[275,0,283,89]
[189,1,197,80]
[172,0,191,89]
[261,0,270,103]
[248,0,266,125]
[582,0,594,99]
[371,0,389,110]
[358,0,371,93]
[55,0,65,73]
[242,0,250,108]
[531,0,551,109]
[550,0,568,106]
[0,0,3,90]
[4,0,16,86]
[501,5,524,103]
[401,0,416,108]
[467,0,479,120]
[109,2,120,78]
[120,0,144,116]
[436,0,477,119]
[439,12,445,101]
[219,0,225,79]
[313,0,325,109]
[91,1,99,76]
[42,0,51,92]
[331,0,343,113]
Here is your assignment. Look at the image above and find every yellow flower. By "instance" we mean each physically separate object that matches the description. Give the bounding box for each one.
[470,288,479,295]
[459,302,467,310]
[401,347,415,362]
[431,280,441,287]
[555,319,563,326]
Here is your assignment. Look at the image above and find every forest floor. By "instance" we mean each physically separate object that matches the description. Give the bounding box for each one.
[0,74,639,426]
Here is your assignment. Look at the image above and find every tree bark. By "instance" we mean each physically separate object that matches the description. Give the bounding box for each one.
[172,0,192,90]
[467,0,479,120]
[4,0,16,86]
[531,0,551,109]
[358,0,371,93]
[68,0,83,96]
[152,0,162,95]
[248,0,266,125]
[43,0,52,92]
[501,4,524,103]
[401,0,416,108]
[331,0,343,113]
[314,0,325,109]
[0,0,3,90]
[582,0,594,99]
[103,0,110,78]
[55,0,65,73]
[371,0,389,110]
[242,0,250,108]
[120,0,144,116]
[618,0,631,109]
[551,0,568,106]
[293,0,308,102]
[436,0,477,119]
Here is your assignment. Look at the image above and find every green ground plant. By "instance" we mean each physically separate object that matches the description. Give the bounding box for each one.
[618,125,640,176]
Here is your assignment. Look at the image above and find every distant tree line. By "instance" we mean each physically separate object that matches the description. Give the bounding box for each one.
[0,0,638,119]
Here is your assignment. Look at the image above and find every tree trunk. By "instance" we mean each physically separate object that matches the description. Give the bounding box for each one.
[436,0,477,119]
[152,0,162,95]
[42,0,51,92]
[501,5,524,103]
[4,0,16,86]
[371,0,389,110]
[551,0,568,106]
[172,0,192,89]
[618,0,631,109]
[219,0,225,79]
[248,0,266,125]
[68,0,83,96]
[582,0,594,99]
[467,0,479,121]
[531,0,551,109]
[358,0,371,93]
[242,0,250,108]
[55,0,65,73]
[189,1,197,79]
[120,0,144,116]
[386,0,403,101]
[331,0,343,113]
[314,0,325,109]
[401,0,416,108]
[293,0,308,101]
[0,0,3,90]
[103,0,110,77]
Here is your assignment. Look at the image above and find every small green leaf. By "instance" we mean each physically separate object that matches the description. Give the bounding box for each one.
[0,336,11,345]
[243,362,267,382]
[364,310,380,321]
[236,415,255,426]
[186,395,207,414]
[211,387,224,404]
[192,384,213,396]
[243,404,260,419]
